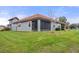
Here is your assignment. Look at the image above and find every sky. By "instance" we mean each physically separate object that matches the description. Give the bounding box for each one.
[0,6,79,25]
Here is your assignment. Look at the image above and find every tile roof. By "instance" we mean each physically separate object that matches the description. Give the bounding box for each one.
[16,14,51,22]
[9,14,66,24]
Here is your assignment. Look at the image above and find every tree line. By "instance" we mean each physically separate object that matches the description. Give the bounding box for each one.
[58,16,79,30]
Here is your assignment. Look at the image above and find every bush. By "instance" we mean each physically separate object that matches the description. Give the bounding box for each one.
[1,27,11,31]
[55,28,61,31]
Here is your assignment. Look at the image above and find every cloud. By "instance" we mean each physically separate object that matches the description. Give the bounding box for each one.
[68,17,79,24]
[0,10,11,18]
[0,11,9,15]
[0,17,9,26]
[0,10,12,25]
[0,10,27,26]
[0,10,11,26]
[54,7,68,17]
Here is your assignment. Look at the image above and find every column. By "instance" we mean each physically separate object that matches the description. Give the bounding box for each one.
[51,22,54,31]
[37,20,41,31]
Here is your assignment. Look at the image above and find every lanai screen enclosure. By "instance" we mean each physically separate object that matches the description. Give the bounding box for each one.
[32,19,51,31]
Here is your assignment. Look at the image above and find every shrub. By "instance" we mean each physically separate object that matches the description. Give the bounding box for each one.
[1,27,11,31]
[55,28,61,31]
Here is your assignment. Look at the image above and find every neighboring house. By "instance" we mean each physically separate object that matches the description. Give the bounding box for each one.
[0,25,5,31]
[8,17,19,29]
[8,14,65,31]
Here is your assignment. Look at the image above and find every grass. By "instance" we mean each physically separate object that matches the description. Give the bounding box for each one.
[0,30,79,52]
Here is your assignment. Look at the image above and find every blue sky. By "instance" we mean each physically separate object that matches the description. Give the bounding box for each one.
[0,6,79,25]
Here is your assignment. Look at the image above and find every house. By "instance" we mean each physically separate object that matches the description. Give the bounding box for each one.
[8,14,66,31]
[0,25,5,31]
[8,17,19,29]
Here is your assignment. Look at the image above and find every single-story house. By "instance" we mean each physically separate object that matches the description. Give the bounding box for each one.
[0,25,6,31]
[8,14,66,31]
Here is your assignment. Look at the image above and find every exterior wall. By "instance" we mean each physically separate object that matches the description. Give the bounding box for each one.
[51,22,56,31]
[54,23,61,29]
[8,25,11,28]
[56,23,61,29]
[51,22,61,31]
[7,24,10,28]
[11,24,17,31]
[11,21,32,31]
[9,19,18,24]
[10,20,61,31]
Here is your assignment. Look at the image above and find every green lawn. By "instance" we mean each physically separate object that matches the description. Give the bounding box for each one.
[0,30,79,53]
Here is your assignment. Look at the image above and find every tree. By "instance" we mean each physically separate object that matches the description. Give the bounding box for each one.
[59,16,67,30]
[59,16,67,23]
[77,24,79,28]
[70,23,79,29]
[66,22,70,29]
[70,24,77,29]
